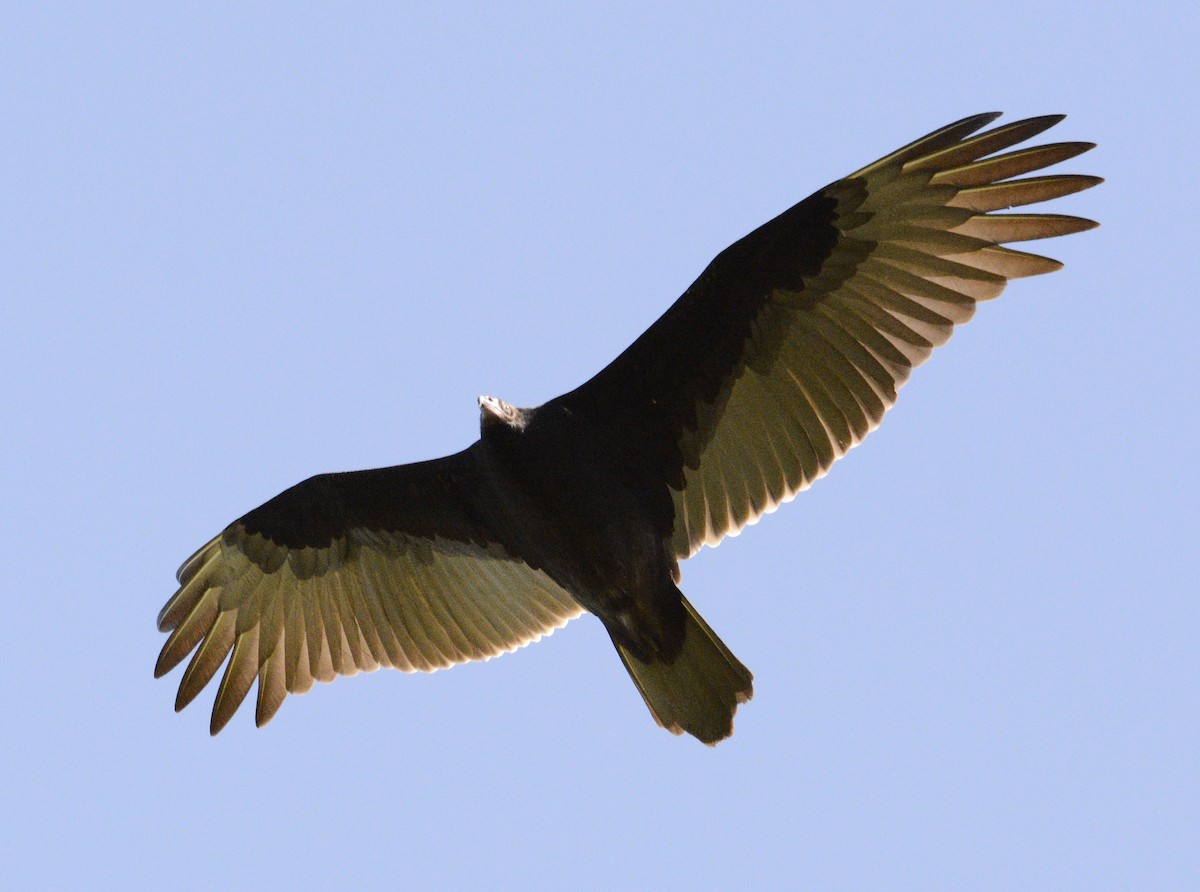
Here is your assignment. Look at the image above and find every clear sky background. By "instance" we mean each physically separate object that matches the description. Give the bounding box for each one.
[4,4,1196,889]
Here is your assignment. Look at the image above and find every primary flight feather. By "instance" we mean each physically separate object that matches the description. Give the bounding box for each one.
[156,112,1099,743]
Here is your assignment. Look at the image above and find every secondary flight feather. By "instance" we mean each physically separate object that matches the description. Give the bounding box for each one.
[156,112,1099,743]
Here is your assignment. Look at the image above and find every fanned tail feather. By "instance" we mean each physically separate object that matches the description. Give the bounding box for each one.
[616,596,753,745]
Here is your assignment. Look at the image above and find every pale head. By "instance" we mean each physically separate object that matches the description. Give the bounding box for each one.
[478,395,529,432]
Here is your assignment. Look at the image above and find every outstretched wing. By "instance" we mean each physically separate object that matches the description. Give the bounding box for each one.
[155,445,582,734]
[551,113,1100,558]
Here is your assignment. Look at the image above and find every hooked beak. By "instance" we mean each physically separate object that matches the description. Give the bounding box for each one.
[478,395,505,424]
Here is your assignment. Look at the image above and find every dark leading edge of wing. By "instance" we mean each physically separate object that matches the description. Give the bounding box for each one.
[551,112,1099,558]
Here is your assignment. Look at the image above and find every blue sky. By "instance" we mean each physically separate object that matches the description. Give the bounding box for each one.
[4,3,1196,889]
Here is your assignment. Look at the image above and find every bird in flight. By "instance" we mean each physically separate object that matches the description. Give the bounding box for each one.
[156,112,1099,744]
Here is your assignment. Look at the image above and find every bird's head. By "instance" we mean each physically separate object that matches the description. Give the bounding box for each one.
[478,395,530,434]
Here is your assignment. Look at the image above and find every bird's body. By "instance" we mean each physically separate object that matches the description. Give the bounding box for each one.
[479,401,752,739]
[483,401,677,643]
[157,113,1098,743]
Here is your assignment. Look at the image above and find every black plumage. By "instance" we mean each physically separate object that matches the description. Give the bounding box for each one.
[156,113,1099,743]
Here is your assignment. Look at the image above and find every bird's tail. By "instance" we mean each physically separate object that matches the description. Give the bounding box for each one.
[615,595,753,745]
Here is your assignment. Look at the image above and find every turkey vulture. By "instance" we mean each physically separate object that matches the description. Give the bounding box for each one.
[156,112,1099,744]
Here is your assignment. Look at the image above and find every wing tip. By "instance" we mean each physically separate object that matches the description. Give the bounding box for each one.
[153,650,175,680]
[1022,112,1066,127]
[970,110,1004,126]
[209,709,233,736]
